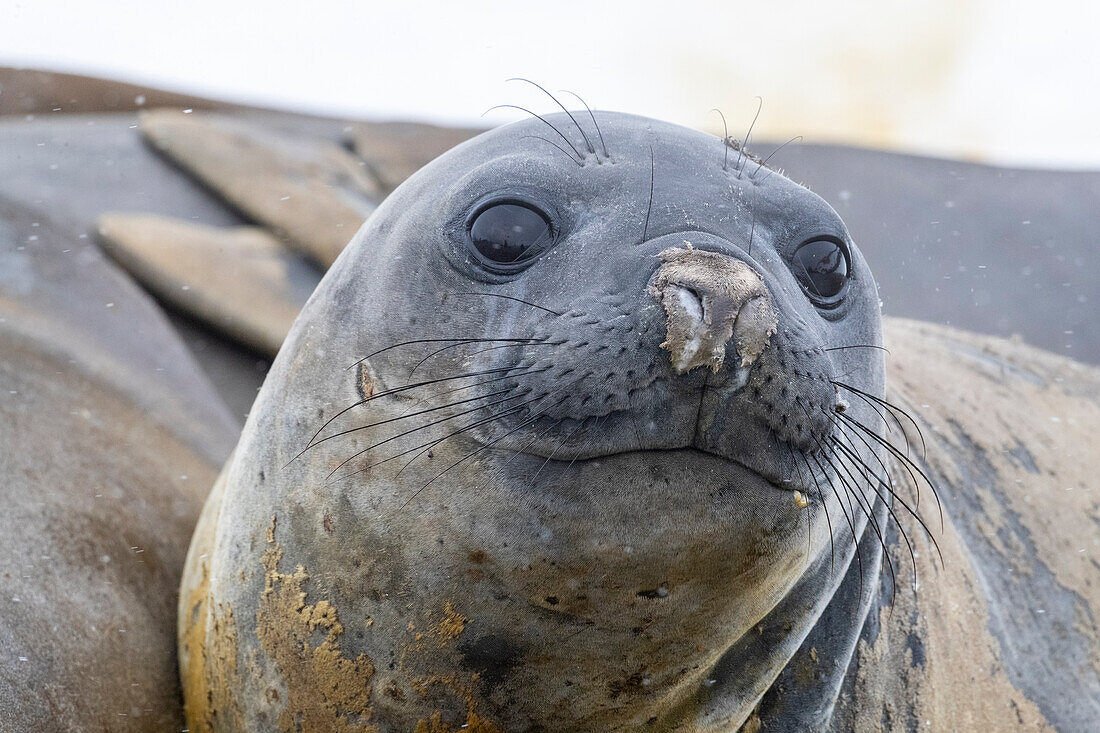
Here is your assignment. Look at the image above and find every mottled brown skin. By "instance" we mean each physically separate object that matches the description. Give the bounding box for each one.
[829,321,1100,731]
[752,320,1100,731]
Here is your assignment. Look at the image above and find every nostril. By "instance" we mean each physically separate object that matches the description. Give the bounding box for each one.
[674,285,705,325]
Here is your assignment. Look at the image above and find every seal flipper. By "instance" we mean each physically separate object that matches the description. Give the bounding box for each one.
[345,120,482,194]
[97,213,321,356]
[140,109,381,268]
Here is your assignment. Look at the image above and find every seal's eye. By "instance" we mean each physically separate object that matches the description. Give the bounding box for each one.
[792,238,850,305]
[468,202,552,271]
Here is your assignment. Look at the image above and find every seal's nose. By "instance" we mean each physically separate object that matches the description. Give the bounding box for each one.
[648,246,778,375]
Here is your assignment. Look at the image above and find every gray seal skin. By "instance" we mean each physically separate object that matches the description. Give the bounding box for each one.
[179,112,891,731]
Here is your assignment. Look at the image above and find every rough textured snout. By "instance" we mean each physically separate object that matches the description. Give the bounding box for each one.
[649,246,778,374]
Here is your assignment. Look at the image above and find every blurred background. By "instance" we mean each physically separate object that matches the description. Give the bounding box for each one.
[3,0,1099,168]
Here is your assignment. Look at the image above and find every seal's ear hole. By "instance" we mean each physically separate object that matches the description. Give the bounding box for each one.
[467,201,553,272]
[791,237,850,307]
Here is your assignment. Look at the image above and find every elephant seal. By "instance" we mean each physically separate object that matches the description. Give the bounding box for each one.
[0,197,238,729]
[179,110,905,731]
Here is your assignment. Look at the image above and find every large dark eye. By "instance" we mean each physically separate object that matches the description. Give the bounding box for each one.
[468,202,552,271]
[792,238,850,304]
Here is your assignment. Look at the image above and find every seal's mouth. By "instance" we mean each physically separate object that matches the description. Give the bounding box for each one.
[505,420,811,497]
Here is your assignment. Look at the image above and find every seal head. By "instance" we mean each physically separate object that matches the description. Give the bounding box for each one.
[181,111,888,731]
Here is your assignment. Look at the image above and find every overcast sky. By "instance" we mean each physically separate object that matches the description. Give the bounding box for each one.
[2,0,1098,168]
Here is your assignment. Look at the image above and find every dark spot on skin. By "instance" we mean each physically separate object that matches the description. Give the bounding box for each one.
[322,514,335,533]
[258,470,265,483]
[636,587,669,599]
[384,681,405,701]
[468,550,488,564]
[544,596,559,606]
[356,363,375,401]
[608,665,650,700]
[1008,438,1040,474]
[460,635,522,690]
[905,631,926,669]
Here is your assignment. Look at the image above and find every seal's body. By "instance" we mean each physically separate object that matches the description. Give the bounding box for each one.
[179,112,895,730]
[0,202,237,730]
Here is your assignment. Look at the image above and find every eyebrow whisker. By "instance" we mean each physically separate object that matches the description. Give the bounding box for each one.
[484,104,585,161]
[506,78,596,156]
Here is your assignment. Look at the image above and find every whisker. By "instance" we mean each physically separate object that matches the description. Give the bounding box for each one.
[507,78,596,155]
[405,338,546,380]
[830,431,925,583]
[324,390,538,479]
[643,144,655,241]
[528,416,598,484]
[837,412,944,532]
[484,104,584,160]
[462,341,556,360]
[347,338,535,371]
[823,344,891,354]
[834,383,908,450]
[747,181,758,257]
[397,397,559,479]
[832,380,927,457]
[406,340,480,378]
[330,399,544,486]
[527,418,584,484]
[522,135,584,167]
[776,432,813,557]
[307,388,514,453]
[794,447,835,572]
[810,449,864,597]
[836,410,925,504]
[564,414,607,470]
[559,90,608,157]
[735,96,763,178]
[301,365,523,455]
[454,292,563,317]
[752,135,802,180]
[398,395,571,509]
[487,406,572,482]
[404,366,552,412]
[831,420,943,566]
[821,436,898,604]
[711,108,730,171]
